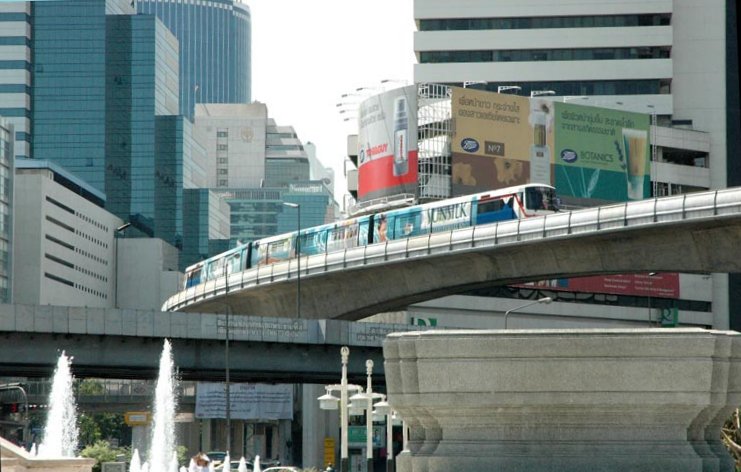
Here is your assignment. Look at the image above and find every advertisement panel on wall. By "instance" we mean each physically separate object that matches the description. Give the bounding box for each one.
[553,102,651,201]
[450,87,539,196]
[357,85,418,201]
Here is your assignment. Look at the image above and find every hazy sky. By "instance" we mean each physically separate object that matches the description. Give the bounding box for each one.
[249,0,416,205]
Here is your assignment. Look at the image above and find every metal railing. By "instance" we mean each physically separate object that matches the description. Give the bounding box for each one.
[164,188,741,312]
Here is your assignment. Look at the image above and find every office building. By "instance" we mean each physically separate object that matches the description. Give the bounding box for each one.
[352,0,741,329]
[193,103,268,189]
[0,120,12,303]
[181,188,231,270]
[136,0,251,118]
[0,3,31,161]
[28,1,205,250]
[264,121,311,188]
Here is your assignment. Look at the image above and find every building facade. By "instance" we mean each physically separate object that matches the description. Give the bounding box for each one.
[0,120,12,303]
[409,0,740,328]
[0,2,31,161]
[136,0,251,118]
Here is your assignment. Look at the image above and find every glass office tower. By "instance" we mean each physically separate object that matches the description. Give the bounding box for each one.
[137,0,251,118]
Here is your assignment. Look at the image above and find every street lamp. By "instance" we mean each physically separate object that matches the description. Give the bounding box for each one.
[647,272,657,326]
[504,297,553,329]
[282,202,301,318]
[372,396,396,472]
[223,252,240,454]
[350,360,384,472]
[497,85,522,94]
[318,347,363,472]
[531,90,556,97]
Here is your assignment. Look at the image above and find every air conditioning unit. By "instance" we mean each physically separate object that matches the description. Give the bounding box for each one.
[102,462,126,472]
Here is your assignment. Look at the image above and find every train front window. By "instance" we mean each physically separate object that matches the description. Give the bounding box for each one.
[525,187,558,211]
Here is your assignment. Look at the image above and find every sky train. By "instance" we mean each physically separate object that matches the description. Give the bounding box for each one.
[183,183,559,289]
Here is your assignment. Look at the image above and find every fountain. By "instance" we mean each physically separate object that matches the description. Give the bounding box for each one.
[37,351,79,458]
[236,457,248,472]
[129,339,180,472]
[252,455,261,472]
[0,351,94,471]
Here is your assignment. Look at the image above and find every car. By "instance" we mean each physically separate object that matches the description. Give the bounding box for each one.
[206,451,228,466]
[214,460,251,471]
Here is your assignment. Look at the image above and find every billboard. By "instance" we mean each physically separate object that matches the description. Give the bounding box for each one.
[357,85,418,201]
[450,87,651,201]
[195,382,293,420]
[515,273,680,299]
[451,87,537,195]
[553,102,650,201]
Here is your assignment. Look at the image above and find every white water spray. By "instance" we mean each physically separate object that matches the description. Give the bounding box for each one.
[38,351,79,458]
[147,339,179,472]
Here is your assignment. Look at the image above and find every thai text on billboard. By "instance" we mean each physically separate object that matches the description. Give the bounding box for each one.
[450,87,651,201]
[195,382,293,420]
[357,85,418,201]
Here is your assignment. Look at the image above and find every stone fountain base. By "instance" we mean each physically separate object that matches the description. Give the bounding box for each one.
[0,437,95,472]
[383,328,741,472]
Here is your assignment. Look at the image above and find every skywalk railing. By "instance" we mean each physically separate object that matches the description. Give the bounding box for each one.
[163,187,741,312]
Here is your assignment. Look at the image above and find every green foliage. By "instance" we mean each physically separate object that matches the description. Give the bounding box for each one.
[77,379,106,396]
[77,412,127,448]
[176,444,189,467]
[80,440,130,472]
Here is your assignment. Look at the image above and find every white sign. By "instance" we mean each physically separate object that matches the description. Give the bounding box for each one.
[195,383,293,420]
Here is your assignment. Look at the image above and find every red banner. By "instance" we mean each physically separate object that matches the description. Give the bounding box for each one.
[516,273,680,299]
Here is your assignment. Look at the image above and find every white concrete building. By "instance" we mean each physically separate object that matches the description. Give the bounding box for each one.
[194,103,269,189]
[13,159,180,310]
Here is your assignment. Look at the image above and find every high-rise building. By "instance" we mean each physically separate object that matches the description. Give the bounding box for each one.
[181,188,230,270]
[136,0,251,118]
[27,1,204,250]
[0,120,12,303]
[410,0,740,328]
[264,121,310,187]
[0,3,31,161]
[194,103,268,189]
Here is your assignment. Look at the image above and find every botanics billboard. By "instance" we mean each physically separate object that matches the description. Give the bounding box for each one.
[451,87,651,201]
[357,85,418,201]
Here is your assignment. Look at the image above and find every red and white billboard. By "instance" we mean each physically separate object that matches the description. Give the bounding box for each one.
[357,85,418,201]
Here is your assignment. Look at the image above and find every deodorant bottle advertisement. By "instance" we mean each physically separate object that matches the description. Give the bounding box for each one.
[393,96,409,177]
[529,101,551,185]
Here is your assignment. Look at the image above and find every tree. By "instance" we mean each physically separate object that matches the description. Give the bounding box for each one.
[80,440,130,472]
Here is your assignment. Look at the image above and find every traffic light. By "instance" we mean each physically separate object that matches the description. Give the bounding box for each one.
[1,402,20,414]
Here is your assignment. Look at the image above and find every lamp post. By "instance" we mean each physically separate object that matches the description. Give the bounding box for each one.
[317,347,362,472]
[223,252,240,454]
[372,396,396,472]
[282,202,301,318]
[647,104,658,197]
[350,360,383,472]
[504,297,553,329]
[647,272,657,326]
[497,85,522,94]
[531,90,556,98]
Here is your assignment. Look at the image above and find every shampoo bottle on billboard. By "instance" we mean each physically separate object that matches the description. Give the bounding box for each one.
[393,96,409,177]
[529,101,551,185]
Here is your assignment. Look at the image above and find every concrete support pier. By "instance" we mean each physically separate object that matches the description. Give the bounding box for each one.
[383,328,741,472]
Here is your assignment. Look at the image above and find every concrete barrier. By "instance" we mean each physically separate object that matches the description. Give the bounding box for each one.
[384,328,739,472]
[0,436,95,472]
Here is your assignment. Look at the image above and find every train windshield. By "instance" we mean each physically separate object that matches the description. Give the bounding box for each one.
[524,187,559,211]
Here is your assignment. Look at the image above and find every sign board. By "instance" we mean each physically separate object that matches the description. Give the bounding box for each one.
[348,425,386,448]
[195,383,293,420]
[124,411,151,426]
[323,437,336,467]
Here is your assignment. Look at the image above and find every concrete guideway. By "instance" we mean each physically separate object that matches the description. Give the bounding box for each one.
[164,187,741,320]
[0,303,419,382]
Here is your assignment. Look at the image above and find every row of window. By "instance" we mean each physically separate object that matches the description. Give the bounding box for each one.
[419,13,671,31]
[449,79,667,96]
[420,47,671,64]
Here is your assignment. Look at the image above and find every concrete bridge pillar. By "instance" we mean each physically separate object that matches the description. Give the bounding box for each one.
[384,328,740,472]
